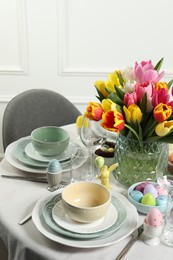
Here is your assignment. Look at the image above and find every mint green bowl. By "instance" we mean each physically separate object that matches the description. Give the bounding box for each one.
[31,126,70,156]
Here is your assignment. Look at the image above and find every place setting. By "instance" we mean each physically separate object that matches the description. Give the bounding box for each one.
[32,181,138,248]
[4,126,81,174]
[3,125,139,248]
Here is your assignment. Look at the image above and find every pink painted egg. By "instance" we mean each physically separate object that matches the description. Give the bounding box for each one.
[146,208,163,227]
[135,182,149,193]
[156,185,168,196]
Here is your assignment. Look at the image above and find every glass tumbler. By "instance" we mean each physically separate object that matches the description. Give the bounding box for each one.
[164,187,173,246]
[70,147,94,182]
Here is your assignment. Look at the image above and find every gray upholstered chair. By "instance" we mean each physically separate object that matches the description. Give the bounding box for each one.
[3,89,81,151]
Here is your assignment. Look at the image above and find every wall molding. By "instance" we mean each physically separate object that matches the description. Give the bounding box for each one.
[0,0,28,75]
[58,0,114,76]
[0,95,94,105]
[58,0,173,77]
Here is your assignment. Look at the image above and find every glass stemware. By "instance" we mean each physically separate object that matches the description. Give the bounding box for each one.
[79,117,108,179]
[156,149,173,246]
[80,116,107,148]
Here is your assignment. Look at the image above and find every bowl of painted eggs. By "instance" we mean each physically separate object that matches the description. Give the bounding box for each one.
[128,181,168,214]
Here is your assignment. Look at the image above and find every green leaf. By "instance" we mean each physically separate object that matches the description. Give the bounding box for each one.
[146,129,173,143]
[142,115,155,138]
[105,87,112,95]
[140,93,147,115]
[115,103,123,113]
[115,71,124,86]
[124,124,140,140]
[168,79,173,89]
[108,92,124,106]
[114,85,125,100]
[94,86,106,102]
[137,121,143,141]
[154,57,164,72]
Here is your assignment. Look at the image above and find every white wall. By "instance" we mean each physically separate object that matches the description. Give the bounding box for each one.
[0,0,173,157]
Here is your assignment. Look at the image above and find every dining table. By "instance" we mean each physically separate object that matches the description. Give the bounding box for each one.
[0,123,172,260]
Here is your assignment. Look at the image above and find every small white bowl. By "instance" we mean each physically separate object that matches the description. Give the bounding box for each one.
[61,182,111,223]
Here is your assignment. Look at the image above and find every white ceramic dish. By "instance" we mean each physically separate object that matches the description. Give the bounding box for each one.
[32,189,138,248]
[42,192,126,239]
[25,141,77,163]
[52,200,117,234]
[5,137,79,174]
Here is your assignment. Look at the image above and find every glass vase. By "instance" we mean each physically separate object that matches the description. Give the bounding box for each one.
[113,134,168,187]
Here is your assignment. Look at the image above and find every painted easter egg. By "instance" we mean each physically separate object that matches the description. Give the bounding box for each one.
[146,208,163,227]
[130,190,143,203]
[156,195,168,207]
[141,193,156,206]
[143,184,158,198]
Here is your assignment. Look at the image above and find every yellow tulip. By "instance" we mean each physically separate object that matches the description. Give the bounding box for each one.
[154,103,172,122]
[76,115,89,128]
[155,121,173,136]
[105,71,121,92]
[101,110,125,132]
[84,102,104,121]
[94,80,108,98]
[123,104,143,123]
[155,82,168,92]
[102,99,116,112]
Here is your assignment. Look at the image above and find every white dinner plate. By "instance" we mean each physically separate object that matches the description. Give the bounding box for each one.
[32,189,138,248]
[52,200,117,234]
[25,141,77,163]
[41,192,126,239]
[5,137,80,174]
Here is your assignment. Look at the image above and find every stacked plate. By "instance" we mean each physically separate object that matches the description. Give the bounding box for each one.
[5,136,80,174]
[32,189,138,248]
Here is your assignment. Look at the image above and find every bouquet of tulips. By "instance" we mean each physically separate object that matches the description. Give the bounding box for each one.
[84,58,173,143]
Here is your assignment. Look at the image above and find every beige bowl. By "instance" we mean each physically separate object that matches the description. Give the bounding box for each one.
[62,182,111,223]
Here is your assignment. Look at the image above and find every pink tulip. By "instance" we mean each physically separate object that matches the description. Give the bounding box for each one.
[124,92,137,107]
[134,60,165,84]
[152,88,170,108]
[134,82,153,103]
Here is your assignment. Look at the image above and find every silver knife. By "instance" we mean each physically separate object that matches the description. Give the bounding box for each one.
[116,224,144,260]
[1,175,69,185]
[1,175,47,183]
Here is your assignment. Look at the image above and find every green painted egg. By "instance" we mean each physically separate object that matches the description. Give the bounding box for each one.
[141,193,156,206]
[95,156,105,169]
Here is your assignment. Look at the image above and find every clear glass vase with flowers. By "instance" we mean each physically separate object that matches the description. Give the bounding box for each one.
[81,58,173,186]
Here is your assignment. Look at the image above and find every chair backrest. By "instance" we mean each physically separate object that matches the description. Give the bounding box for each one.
[3,89,81,151]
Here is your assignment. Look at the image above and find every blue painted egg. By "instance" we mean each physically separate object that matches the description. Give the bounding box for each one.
[47,159,62,173]
[156,195,168,206]
[130,190,143,203]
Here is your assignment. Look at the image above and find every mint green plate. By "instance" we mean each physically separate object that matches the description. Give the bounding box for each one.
[15,138,80,167]
[42,193,126,239]
[15,139,48,168]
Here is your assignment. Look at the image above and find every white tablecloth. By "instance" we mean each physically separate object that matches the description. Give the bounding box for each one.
[0,124,172,260]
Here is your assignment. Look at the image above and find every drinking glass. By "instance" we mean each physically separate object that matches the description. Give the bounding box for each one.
[156,150,173,246]
[70,147,94,182]
[80,117,107,148]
